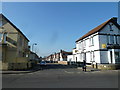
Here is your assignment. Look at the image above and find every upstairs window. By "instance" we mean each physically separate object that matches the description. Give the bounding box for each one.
[115,36,118,44]
[79,43,81,50]
[0,20,2,27]
[19,35,23,46]
[109,35,114,44]
[89,37,94,46]
[116,36,120,45]
[109,23,114,31]
[0,33,7,43]
[83,40,86,48]
[107,35,119,45]
[3,33,7,43]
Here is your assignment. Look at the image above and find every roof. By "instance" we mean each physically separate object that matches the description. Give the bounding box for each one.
[76,17,120,42]
[61,50,72,55]
[0,14,29,41]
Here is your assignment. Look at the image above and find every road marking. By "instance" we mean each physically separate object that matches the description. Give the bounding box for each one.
[64,70,74,74]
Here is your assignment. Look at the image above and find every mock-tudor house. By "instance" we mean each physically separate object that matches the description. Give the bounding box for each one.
[0,14,31,70]
[67,17,120,69]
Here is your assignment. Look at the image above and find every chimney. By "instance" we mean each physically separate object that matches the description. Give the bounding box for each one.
[112,17,117,23]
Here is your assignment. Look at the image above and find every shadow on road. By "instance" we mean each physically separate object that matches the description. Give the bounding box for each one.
[39,64,77,70]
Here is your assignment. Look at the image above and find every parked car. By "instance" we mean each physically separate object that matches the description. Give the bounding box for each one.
[40,61,46,66]
[46,61,51,63]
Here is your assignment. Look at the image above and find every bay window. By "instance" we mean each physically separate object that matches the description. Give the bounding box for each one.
[107,35,120,45]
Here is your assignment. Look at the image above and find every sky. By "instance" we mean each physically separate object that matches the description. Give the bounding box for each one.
[1,2,118,57]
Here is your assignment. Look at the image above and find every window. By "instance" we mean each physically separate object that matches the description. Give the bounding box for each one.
[69,58,72,61]
[109,23,114,31]
[79,43,81,50]
[81,41,83,48]
[0,20,2,27]
[83,53,86,60]
[90,52,92,61]
[19,35,23,46]
[89,38,91,46]
[83,40,86,48]
[3,33,7,43]
[117,36,120,45]
[0,33,3,42]
[76,57,77,62]
[107,35,109,44]
[107,35,114,45]
[115,36,118,44]
[91,37,94,45]
[115,52,120,64]
[89,37,94,46]
[90,52,95,62]
[80,54,82,60]
[109,35,114,44]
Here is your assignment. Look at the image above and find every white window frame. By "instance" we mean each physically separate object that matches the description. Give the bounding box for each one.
[108,35,114,45]
[89,37,94,46]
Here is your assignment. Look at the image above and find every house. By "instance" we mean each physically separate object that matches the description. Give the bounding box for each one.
[46,50,72,64]
[0,14,31,70]
[29,51,40,67]
[67,17,120,69]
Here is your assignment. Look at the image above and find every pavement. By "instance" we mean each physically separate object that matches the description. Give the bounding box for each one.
[77,66,101,72]
[1,64,42,74]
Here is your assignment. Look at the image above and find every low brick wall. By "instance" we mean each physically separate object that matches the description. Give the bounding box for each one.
[58,61,68,65]
[1,57,33,70]
[96,64,120,70]
[0,62,9,70]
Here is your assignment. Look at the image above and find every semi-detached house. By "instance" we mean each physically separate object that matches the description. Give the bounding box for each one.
[67,17,120,69]
[0,14,31,70]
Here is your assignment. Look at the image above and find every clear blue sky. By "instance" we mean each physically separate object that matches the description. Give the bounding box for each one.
[2,2,118,57]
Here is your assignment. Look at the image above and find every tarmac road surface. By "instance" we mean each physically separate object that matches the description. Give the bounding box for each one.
[2,64,119,88]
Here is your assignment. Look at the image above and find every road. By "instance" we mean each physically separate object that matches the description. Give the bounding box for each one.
[2,64,119,88]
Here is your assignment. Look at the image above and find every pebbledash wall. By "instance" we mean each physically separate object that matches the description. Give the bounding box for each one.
[67,17,120,69]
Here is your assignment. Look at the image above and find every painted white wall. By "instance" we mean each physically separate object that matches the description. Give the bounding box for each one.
[71,21,120,64]
[94,51,101,63]
[67,55,73,62]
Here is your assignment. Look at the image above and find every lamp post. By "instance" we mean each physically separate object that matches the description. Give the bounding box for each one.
[32,43,37,52]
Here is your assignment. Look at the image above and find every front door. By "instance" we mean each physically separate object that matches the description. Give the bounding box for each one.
[110,51,113,63]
